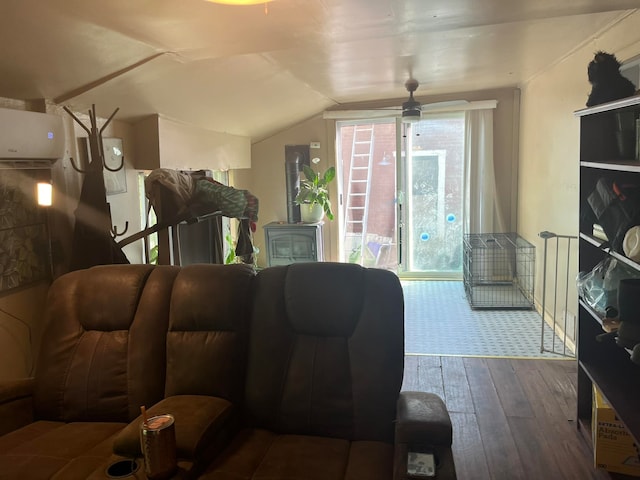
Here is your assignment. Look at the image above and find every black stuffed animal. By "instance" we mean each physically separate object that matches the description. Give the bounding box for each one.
[586,51,637,107]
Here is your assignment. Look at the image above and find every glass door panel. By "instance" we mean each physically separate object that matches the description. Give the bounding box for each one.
[336,119,398,271]
[400,113,465,278]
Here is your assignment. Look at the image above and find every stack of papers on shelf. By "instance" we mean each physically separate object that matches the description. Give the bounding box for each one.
[593,224,608,241]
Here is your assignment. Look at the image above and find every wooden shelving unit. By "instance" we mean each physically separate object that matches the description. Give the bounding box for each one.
[576,95,640,451]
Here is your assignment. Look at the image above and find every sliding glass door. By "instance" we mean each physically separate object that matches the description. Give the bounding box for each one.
[336,113,465,278]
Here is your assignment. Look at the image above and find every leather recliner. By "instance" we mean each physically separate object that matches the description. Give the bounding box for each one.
[0,262,456,479]
[0,265,180,478]
[199,263,456,480]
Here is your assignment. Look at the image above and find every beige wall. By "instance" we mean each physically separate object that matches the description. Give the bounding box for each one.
[518,11,640,336]
[246,88,520,269]
[242,114,334,267]
[133,115,251,172]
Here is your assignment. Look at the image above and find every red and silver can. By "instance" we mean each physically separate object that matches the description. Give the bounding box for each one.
[140,414,177,480]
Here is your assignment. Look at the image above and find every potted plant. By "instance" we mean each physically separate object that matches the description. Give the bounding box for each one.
[295,161,335,223]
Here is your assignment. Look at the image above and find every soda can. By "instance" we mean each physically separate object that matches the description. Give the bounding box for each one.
[140,414,177,480]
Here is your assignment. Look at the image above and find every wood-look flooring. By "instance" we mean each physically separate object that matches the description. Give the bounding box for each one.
[401,355,617,480]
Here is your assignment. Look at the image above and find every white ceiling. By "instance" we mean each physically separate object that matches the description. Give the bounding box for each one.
[0,0,637,141]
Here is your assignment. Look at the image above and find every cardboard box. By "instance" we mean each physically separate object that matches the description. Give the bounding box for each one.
[592,385,640,476]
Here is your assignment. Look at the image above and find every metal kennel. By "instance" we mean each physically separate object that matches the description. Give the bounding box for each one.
[463,233,535,309]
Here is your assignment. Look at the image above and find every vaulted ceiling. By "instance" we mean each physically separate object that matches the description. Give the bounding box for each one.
[0,0,637,141]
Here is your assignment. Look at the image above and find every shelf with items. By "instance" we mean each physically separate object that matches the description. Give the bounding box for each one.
[579,299,632,354]
[576,95,640,465]
[581,160,640,173]
[576,95,640,164]
[577,300,640,445]
[579,163,640,218]
[578,162,640,268]
[579,232,640,272]
[579,298,606,328]
[575,95,640,117]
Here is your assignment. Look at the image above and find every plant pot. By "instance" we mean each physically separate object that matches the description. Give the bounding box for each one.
[300,203,324,223]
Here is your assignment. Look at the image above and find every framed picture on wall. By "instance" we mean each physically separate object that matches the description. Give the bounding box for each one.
[80,137,127,195]
[102,138,126,195]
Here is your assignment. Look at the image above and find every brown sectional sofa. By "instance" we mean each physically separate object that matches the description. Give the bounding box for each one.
[0,262,456,479]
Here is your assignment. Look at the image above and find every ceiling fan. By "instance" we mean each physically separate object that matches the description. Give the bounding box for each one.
[397,79,469,122]
[322,78,470,121]
[401,78,422,123]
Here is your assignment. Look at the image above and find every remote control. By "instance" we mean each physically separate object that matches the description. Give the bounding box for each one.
[407,451,436,477]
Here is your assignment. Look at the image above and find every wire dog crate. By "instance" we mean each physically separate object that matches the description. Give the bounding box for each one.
[463,233,535,309]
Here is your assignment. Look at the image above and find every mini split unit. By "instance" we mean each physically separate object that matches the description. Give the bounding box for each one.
[0,108,65,162]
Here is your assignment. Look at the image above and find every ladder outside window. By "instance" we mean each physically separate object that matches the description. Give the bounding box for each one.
[343,125,375,258]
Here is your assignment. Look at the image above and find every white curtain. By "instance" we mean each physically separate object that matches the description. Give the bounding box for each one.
[463,106,505,234]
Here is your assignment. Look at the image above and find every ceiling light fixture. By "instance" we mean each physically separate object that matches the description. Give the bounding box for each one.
[402,109,421,123]
[205,0,274,14]
[401,79,422,123]
[205,0,273,4]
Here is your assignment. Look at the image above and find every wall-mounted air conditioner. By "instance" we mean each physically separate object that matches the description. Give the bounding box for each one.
[0,108,65,163]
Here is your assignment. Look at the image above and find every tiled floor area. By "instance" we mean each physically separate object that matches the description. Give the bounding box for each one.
[403,280,572,358]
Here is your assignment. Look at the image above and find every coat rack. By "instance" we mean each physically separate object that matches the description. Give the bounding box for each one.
[64,104,128,238]
[64,104,130,271]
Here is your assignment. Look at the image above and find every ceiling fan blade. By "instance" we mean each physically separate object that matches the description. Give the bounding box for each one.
[323,100,477,120]
[420,100,469,112]
[323,109,401,120]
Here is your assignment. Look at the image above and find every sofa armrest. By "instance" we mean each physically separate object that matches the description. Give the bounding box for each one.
[0,378,34,435]
[113,395,237,461]
[393,391,456,479]
[0,378,35,436]
[395,391,452,445]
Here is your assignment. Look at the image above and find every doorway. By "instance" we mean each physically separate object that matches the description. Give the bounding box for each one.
[336,113,465,279]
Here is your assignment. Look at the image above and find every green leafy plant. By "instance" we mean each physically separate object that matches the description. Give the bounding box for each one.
[294,164,336,220]
[348,244,362,264]
[149,245,158,265]
[224,230,236,264]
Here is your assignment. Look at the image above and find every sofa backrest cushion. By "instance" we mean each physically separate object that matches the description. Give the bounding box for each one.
[164,264,255,402]
[34,264,180,423]
[243,263,404,443]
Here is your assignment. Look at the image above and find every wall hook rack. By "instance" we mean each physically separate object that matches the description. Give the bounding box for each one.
[68,157,89,174]
[64,104,131,269]
[111,221,129,239]
[64,104,121,174]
